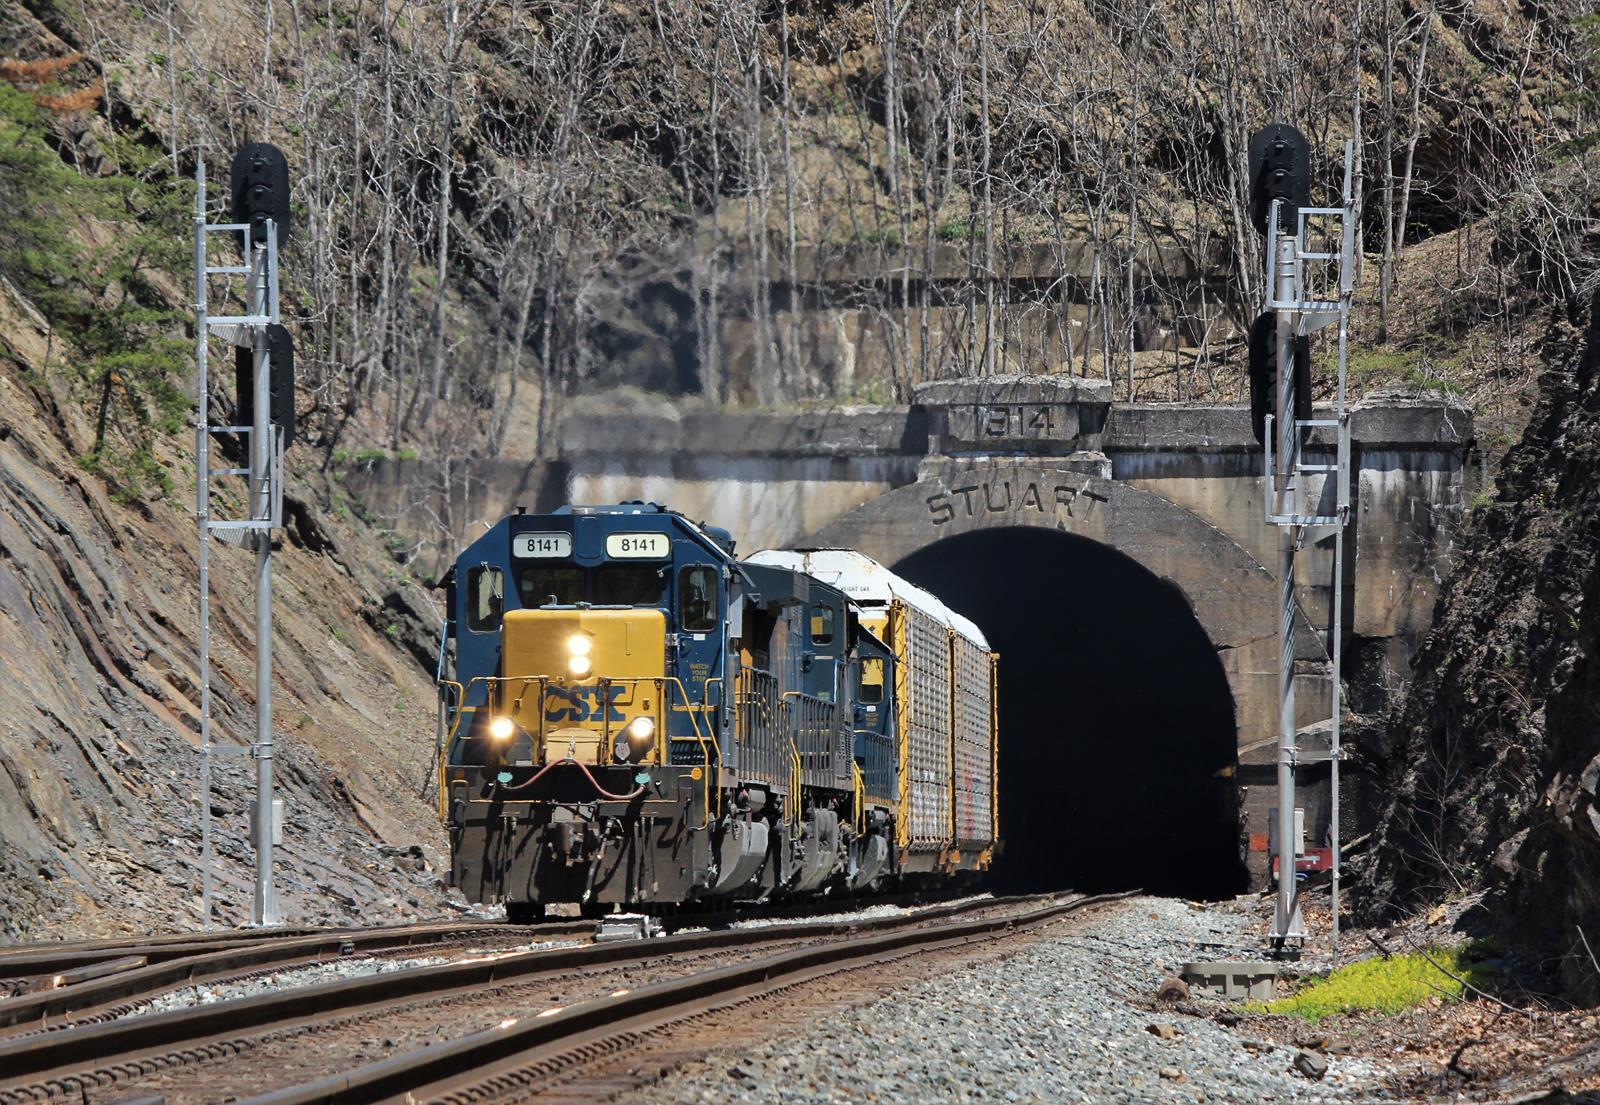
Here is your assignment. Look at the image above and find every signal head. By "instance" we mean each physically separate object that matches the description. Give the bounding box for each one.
[230,142,291,249]
[1247,124,1311,236]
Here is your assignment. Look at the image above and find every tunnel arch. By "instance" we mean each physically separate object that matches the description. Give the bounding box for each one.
[892,527,1246,896]
[804,460,1320,897]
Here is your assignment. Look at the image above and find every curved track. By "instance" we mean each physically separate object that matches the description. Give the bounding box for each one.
[0,921,586,1034]
[0,892,1127,1103]
[0,889,980,1033]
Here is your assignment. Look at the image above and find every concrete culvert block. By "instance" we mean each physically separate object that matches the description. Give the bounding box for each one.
[1182,961,1280,1001]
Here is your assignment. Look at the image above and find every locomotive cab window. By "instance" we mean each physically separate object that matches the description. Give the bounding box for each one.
[518,565,583,607]
[859,657,885,704]
[465,566,504,632]
[809,603,835,645]
[680,566,718,633]
[595,564,664,606]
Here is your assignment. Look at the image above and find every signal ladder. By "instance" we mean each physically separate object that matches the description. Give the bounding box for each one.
[1262,139,1358,954]
[192,157,285,927]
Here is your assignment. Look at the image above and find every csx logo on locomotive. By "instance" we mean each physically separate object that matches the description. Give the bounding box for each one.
[543,684,633,723]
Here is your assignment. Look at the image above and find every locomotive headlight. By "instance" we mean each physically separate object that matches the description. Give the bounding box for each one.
[489,716,515,742]
[567,655,592,677]
[567,635,592,658]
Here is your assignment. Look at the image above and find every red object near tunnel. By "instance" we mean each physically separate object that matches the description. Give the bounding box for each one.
[1271,848,1334,878]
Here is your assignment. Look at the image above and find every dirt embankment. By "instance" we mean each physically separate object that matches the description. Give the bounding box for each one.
[1365,288,1600,999]
[0,275,454,939]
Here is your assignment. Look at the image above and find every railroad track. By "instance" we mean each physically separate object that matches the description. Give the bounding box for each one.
[0,891,1130,1104]
[0,920,588,1034]
[0,919,517,983]
[0,888,977,1033]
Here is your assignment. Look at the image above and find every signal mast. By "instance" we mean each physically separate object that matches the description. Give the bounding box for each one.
[193,145,295,927]
[1246,126,1359,956]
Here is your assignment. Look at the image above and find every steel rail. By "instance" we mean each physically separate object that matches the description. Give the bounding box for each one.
[242,891,1136,1105]
[0,892,1075,1090]
[0,887,978,1023]
[0,920,589,1032]
[0,919,514,974]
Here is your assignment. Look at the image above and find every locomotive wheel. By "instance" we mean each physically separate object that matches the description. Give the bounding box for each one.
[505,900,545,925]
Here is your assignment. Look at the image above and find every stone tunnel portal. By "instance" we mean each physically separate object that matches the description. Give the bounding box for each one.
[892,527,1249,899]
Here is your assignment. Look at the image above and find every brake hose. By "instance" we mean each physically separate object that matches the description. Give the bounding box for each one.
[496,757,647,802]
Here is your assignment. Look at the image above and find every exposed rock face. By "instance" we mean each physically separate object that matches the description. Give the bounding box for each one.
[1365,290,1600,998]
[0,277,451,939]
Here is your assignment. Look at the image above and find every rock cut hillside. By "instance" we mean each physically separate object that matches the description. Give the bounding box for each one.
[1364,286,1600,999]
[0,276,452,938]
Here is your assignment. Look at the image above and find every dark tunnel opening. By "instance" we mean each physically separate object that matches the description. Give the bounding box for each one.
[893,527,1249,900]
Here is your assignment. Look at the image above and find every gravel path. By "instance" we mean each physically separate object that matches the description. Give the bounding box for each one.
[647,896,1386,1104]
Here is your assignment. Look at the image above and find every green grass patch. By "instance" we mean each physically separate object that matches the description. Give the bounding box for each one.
[1339,345,1463,395]
[1252,944,1494,1022]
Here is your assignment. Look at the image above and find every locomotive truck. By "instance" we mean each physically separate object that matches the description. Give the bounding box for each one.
[435,503,997,921]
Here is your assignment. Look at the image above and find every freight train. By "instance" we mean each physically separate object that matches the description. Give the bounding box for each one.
[434,503,998,921]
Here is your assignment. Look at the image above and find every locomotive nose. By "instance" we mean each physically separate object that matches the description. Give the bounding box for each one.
[498,608,667,766]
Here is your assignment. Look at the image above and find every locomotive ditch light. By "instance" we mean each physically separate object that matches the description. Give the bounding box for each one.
[615,716,656,763]
[489,716,515,742]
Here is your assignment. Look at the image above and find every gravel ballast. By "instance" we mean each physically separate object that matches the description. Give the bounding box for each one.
[127,938,585,1017]
[648,896,1384,1104]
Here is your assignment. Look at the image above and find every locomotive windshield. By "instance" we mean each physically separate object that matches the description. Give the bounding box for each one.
[465,566,503,632]
[595,565,663,605]
[517,565,583,606]
[680,565,717,632]
[515,563,664,607]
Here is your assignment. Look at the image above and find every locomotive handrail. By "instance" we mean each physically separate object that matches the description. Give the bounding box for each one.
[702,676,725,731]
[440,674,698,764]
[437,672,722,828]
[852,726,895,809]
[781,689,838,790]
[662,674,720,828]
[780,692,806,838]
[736,667,784,796]
[434,679,467,821]
[785,735,803,838]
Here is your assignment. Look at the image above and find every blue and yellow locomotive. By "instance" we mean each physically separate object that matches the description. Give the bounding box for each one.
[435,503,997,920]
